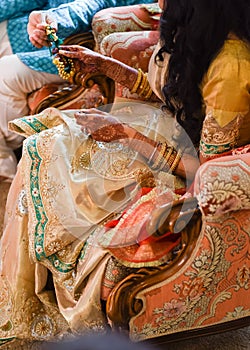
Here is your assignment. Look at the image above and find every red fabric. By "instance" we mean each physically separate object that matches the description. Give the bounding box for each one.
[101,187,182,266]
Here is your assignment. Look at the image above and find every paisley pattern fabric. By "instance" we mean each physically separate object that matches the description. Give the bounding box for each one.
[129,208,250,341]
[92,3,161,50]
[128,154,250,341]
[194,153,250,217]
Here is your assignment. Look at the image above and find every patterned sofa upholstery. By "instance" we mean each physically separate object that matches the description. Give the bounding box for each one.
[92,3,161,102]
[106,150,250,344]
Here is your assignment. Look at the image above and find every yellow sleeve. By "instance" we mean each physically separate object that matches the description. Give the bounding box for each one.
[202,40,250,128]
[200,40,250,157]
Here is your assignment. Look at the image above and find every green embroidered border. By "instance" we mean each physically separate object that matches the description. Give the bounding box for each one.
[200,140,233,155]
[26,136,75,273]
[22,117,48,133]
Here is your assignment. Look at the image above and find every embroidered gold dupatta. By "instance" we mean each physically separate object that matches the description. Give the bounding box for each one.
[1,101,187,342]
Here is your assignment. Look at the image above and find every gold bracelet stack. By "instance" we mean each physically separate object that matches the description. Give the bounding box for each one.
[151,142,168,170]
[150,142,182,173]
[130,69,143,93]
[130,68,153,99]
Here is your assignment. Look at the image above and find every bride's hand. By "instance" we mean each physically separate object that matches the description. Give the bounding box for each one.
[75,108,135,142]
[58,45,106,74]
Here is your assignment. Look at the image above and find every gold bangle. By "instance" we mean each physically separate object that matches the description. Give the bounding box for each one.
[144,88,153,100]
[142,83,152,97]
[130,68,143,94]
[170,150,182,173]
[140,81,150,96]
[166,147,177,169]
[140,78,153,100]
[160,146,174,170]
[137,72,148,95]
[151,142,168,170]
[130,69,153,99]
[158,143,170,169]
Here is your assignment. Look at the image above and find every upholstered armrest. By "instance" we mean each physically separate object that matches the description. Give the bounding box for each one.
[106,197,202,330]
[29,73,115,114]
[194,153,250,217]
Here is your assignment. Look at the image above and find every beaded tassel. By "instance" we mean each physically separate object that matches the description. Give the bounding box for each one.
[46,25,75,80]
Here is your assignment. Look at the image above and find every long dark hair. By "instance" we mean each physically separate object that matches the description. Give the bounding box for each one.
[157,0,250,145]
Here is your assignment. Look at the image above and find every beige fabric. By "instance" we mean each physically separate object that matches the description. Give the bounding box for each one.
[1,103,183,341]
[147,41,169,102]
[0,21,12,57]
[0,51,64,181]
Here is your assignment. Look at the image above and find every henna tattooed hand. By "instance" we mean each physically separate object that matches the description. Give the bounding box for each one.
[58,45,106,74]
[59,45,137,89]
[75,108,131,142]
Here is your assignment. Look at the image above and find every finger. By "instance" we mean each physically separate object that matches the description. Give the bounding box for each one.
[40,12,58,30]
[76,113,104,124]
[81,126,92,135]
[75,113,89,125]
[58,50,80,58]
[40,11,47,25]
[33,28,48,40]
[59,45,83,51]
[36,23,49,30]
[30,33,49,48]
[81,108,107,116]
[46,18,58,31]
[29,36,45,48]
[75,111,88,119]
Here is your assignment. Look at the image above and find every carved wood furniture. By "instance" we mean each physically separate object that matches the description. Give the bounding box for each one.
[106,151,250,345]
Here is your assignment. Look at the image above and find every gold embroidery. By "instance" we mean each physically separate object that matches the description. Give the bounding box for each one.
[200,111,243,157]
[71,137,93,171]
[71,138,138,180]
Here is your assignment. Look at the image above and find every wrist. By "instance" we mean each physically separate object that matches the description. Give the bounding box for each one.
[122,124,137,139]
[99,56,114,76]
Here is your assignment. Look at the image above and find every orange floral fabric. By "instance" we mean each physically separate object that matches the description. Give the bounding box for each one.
[128,153,250,341]
[129,208,250,341]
